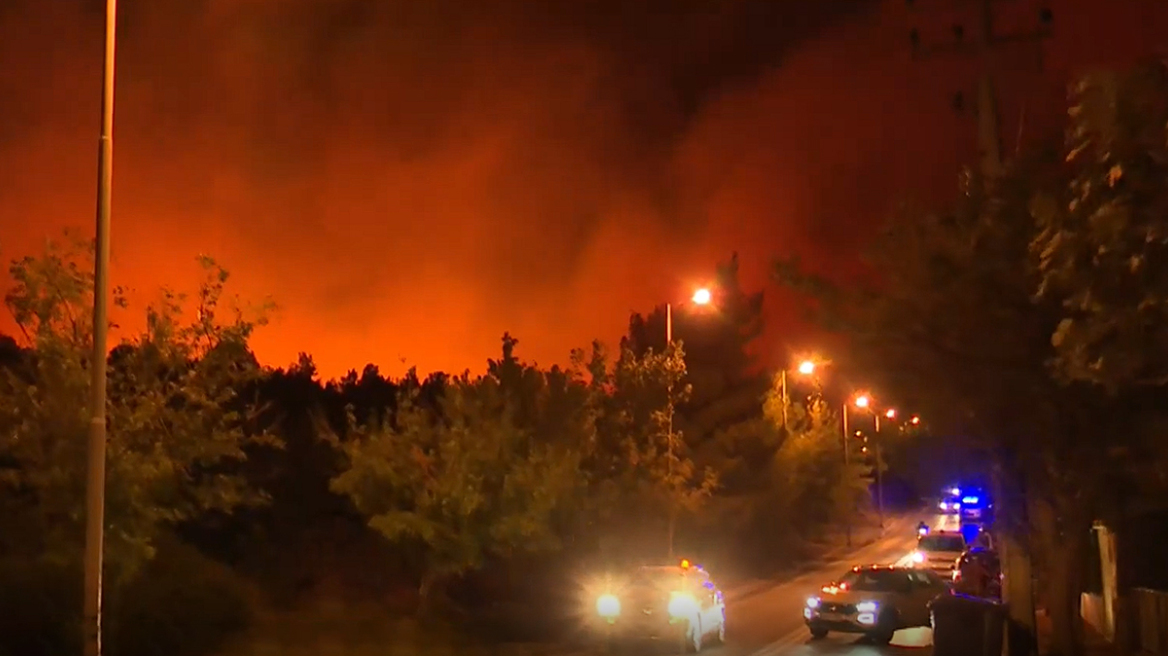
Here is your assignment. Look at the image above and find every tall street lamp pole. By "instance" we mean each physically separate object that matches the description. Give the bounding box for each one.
[84,1,117,655]
[663,287,710,559]
[874,408,897,534]
[841,400,853,548]
[779,360,817,428]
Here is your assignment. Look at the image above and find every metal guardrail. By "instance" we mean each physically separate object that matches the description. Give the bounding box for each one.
[1134,588,1168,654]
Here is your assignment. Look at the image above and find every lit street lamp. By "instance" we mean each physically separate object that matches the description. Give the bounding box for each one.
[665,287,711,343]
[663,286,712,559]
[841,393,872,546]
[778,358,818,428]
[872,407,897,532]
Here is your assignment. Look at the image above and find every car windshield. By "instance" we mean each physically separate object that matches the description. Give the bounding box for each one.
[628,567,687,588]
[836,569,911,592]
[920,535,966,552]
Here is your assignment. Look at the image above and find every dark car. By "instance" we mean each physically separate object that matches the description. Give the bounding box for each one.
[592,561,726,652]
[953,547,1001,599]
[804,566,950,644]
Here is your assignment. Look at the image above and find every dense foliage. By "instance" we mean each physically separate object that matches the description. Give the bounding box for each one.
[9,63,1168,656]
[774,60,1168,656]
[0,240,880,656]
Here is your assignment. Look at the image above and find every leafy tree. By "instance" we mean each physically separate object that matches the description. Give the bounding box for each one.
[770,398,872,535]
[772,149,1144,656]
[725,384,870,568]
[1033,60,1168,392]
[0,233,273,574]
[625,254,767,503]
[329,343,583,612]
[583,339,718,557]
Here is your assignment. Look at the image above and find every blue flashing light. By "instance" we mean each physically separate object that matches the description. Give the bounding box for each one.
[962,495,980,504]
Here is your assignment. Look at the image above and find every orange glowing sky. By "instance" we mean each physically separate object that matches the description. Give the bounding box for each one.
[1,0,1166,379]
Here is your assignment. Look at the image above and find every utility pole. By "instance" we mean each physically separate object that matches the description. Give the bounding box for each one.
[906,0,1053,181]
[905,2,1051,654]
[84,1,118,655]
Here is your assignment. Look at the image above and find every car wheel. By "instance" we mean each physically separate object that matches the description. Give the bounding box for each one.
[809,625,829,639]
[868,610,898,645]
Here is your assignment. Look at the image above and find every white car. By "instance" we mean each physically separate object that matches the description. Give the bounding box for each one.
[910,532,967,575]
[804,566,950,643]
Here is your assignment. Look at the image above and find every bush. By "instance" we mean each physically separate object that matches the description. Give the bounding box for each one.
[0,558,81,656]
[214,601,500,656]
[106,538,256,656]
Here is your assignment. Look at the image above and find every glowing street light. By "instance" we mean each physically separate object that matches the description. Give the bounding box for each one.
[854,394,871,409]
[667,287,713,343]
[885,408,897,419]
[779,358,821,428]
[910,415,921,425]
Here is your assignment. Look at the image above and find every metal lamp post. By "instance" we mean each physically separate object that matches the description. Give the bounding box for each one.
[663,288,710,559]
[83,1,118,655]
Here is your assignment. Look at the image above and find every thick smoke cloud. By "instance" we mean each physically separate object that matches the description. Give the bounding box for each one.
[1,0,1165,377]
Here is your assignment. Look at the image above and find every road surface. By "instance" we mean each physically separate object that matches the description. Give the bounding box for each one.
[720,515,937,656]
[573,514,950,656]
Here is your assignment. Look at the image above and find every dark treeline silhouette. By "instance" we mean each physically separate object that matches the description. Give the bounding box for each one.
[0,239,906,656]
[774,59,1168,656]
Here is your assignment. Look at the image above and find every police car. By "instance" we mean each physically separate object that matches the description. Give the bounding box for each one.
[591,559,726,652]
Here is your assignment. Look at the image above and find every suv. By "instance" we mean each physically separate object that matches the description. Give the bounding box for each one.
[591,562,726,653]
[804,566,950,644]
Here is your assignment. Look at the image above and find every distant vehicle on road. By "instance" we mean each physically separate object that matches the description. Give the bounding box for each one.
[959,492,988,519]
[804,565,950,644]
[937,495,962,514]
[589,559,726,653]
[911,531,967,576]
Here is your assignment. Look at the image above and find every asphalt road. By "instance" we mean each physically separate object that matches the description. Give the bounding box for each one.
[575,513,954,656]
[721,514,938,656]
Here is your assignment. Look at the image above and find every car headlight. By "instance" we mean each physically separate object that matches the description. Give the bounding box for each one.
[596,594,620,618]
[668,592,699,617]
[912,551,926,563]
[806,597,820,609]
[856,601,878,613]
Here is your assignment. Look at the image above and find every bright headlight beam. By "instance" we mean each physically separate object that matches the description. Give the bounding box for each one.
[596,594,620,618]
[668,592,699,617]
